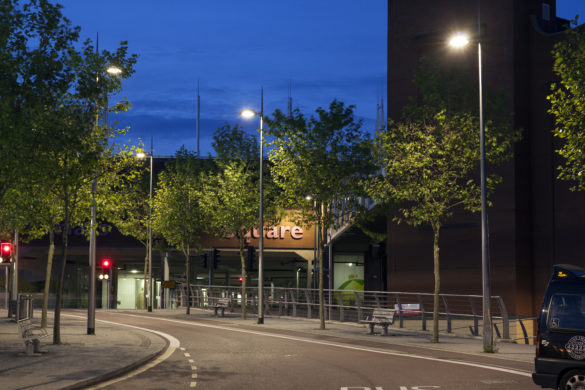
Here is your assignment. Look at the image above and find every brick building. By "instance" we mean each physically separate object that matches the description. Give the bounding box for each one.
[386,0,583,317]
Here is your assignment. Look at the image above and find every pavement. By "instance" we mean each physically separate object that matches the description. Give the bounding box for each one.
[0,308,536,389]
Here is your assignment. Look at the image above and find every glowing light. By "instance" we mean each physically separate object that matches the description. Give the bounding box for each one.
[240,109,256,119]
[106,66,122,75]
[449,32,469,48]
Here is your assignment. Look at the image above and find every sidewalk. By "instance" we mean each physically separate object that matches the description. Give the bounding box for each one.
[0,308,535,390]
[0,310,167,390]
[172,309,536,365]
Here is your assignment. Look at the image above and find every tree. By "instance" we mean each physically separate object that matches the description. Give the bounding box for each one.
[368,60,516,343]
[548,20,585,190]
[99,141,155,310]
[152,147,205,315]
[0,1,137,342]
[265,100,373,330]
[201,125,279,319]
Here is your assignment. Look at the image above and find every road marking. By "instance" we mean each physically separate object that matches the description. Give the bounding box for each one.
[64,314,181,389]
[189,359,194,363]
[192,373,198,378]
[85,346,177,389]
[185,352,191,357]
[191,365,198,370]
[180,347,186,351]
[190,381,197,387]
[65,314,181,349]
[118,313,532,378]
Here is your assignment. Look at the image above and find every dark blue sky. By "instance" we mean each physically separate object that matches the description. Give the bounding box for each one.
[57,0,585,157]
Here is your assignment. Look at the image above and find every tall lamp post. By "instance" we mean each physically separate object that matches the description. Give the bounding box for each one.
[88,64,122,335]
[449,0,493,351]
[241,87,264,325]
[137,137,154,312]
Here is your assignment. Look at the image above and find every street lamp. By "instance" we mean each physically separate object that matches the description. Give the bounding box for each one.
[137,138,154,312]
[88,64,123,335]
[240,87,264,325]
[449,0,493,351]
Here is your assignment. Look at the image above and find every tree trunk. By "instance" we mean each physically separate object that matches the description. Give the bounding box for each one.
[53,197,70,345]
[319,202,326,330]
[432,223,441,343]
[239,238,247,320]
[41,230,55,329]
[185,243,190,315]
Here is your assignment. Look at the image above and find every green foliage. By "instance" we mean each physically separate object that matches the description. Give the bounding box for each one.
[548,20,585,190]
[368,59,517,343]
[152,147,205,256]
[0,0,138,342]
[264,100,374,229]
[370,60,515,231]
[203,124,280,319]
[265,100,373,329]
[97,142,150,246]
[212,123,259,162]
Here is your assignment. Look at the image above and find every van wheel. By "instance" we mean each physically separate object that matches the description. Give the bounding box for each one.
[560,370,585,390]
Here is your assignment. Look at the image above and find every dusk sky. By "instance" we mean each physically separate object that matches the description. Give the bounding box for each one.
[56,0,585,157]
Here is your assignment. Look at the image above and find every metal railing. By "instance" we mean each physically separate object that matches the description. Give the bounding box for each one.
[177,285,512,339]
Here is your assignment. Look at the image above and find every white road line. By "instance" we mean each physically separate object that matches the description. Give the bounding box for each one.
[117,313,532,378]
[85,346,176,390]
[65,313,181,348]
[185,352,191,357]
[190,381,197,387]
[191,365,198,370]
[64,314,181,389]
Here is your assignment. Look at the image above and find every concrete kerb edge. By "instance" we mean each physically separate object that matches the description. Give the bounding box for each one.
[60,329,170,390]
[189,306,518,346]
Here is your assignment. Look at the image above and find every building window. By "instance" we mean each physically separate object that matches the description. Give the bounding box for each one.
[542,3,550,21]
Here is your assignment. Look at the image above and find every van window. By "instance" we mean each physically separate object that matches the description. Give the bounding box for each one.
[547,294,585,330]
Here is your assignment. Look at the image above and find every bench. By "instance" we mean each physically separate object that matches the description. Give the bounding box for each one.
[361,309,396,336]
[17,318,49,355]
[213,298,230,317]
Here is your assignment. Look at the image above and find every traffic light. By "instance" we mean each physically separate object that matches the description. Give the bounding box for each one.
[246,246,255,271]
[201,253,208,268]
[212,248,221,269]
[99,258,112,280]
[0,241,13,263]
[238,276,243,283]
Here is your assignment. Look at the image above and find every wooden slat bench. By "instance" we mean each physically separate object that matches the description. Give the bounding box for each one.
[17,318,49,355]
[360,308,396,336]
[213,297,230,317]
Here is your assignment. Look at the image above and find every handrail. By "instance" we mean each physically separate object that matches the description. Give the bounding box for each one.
[177,284,510,338]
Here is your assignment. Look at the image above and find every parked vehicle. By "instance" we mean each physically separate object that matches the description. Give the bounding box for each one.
[533,264,585,389]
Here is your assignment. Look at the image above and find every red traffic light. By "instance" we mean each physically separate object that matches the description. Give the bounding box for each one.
[238,276,243,283]
[1,242,13,258]
[101,259,111,268]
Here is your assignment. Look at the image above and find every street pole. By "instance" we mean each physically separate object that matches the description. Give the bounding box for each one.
[88,36,99,331]
[477,0,493,351]
[258,87,264,325]
[88,177,97,334]
[11,230,18,318]
[148,137,153,312]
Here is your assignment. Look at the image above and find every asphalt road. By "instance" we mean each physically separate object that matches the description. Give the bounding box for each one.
[90,311,536,390]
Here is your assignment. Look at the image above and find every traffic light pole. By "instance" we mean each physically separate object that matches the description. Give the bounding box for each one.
[147,139,153,312]
[88,178,97,334]
[208,250,212,291]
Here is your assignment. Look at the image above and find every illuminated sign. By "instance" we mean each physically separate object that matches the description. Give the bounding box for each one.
[244,226,304,240]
